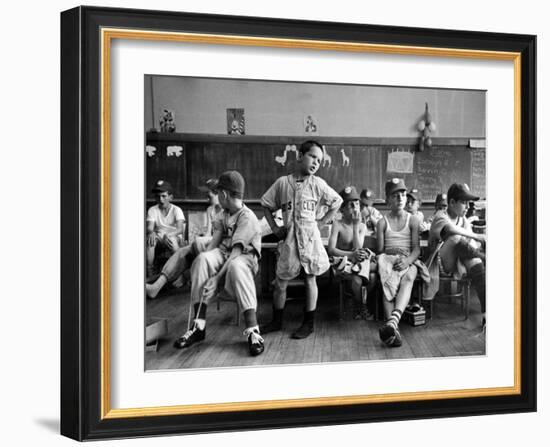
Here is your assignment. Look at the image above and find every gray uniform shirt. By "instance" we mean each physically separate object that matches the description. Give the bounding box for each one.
[261,174,342,279]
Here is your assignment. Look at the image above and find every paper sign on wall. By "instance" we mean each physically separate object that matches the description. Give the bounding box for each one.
[387,149,414,174]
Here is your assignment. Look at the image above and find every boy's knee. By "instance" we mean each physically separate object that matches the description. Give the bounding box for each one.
[403,267,417,282]
[274,277,288,293]
[227,258,247,277]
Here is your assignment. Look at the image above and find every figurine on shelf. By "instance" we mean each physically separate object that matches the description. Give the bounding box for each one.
[159,109,176,133]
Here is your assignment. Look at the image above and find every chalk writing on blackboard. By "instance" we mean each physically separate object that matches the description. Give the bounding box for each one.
[471,148,486,199]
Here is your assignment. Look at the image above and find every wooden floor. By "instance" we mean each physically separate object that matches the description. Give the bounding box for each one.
[145,283,486,371]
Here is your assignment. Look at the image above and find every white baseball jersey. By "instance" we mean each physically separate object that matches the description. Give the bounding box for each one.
[261,174,342,279]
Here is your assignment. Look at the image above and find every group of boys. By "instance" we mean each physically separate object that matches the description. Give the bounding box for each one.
[145,140,486,357]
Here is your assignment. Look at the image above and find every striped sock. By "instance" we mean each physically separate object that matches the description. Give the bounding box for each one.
[387,309,402,330]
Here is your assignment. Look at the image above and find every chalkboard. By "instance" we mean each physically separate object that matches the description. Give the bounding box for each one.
[383,145,476,201]
[470,148,486,199]
[146,136,483,202]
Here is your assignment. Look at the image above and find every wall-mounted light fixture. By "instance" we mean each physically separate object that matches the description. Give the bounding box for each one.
[417,102,436,151]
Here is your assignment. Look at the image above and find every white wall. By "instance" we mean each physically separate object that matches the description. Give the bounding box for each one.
[145,76,486,137]
[1,1,545,446]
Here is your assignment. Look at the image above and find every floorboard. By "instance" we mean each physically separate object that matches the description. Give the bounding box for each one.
[145,284,486,370]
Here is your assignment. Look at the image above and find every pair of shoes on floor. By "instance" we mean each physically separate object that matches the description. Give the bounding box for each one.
[354,308,375,321]
[379,323,402,348]
[173,326,206,349]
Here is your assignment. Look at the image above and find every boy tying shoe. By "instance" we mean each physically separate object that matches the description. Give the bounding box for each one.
[426,183,486,329]
[328,186,377,319]
[260,140,342,339]
[146,180,185,279]
[173,171,265,356]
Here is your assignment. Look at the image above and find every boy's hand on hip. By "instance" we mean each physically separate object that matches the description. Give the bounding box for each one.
[147,233,157,247]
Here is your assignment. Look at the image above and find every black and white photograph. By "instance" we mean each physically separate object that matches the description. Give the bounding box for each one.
[144,75,487,370]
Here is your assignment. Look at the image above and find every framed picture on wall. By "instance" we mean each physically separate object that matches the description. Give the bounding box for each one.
[60,6,536,441]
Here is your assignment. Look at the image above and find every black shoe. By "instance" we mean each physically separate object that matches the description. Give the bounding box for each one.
[291,310,315,339]
[247,330,265,356]
[291,322,314,339]
[391,329,402,348]
[379,323,397,346]
[173,326,205,349]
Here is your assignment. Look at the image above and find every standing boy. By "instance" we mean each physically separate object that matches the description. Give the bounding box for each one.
[260,140,343,339]
[426,183,486,329]
[146,180,185,278]
[173,171,265,356]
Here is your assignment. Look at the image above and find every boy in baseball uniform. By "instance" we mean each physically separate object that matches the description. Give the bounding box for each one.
[146,180,185,279]
[426,183,486,330]
[260,140,343,339]
[173,171,265,356]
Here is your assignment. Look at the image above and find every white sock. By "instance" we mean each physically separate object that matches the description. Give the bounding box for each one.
[194,318,206,330]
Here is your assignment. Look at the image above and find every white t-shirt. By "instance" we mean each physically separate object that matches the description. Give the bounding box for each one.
[146,204,185,236]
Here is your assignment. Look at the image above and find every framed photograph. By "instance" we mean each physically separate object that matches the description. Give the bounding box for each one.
[61,6,536,441]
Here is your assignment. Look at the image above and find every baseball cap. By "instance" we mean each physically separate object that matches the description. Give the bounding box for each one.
[197,178,218,193]
[213,170,245,197]
[360,188,375,201]
[340,186,360,203]
[435,193,448,206]
[151,179,173,194]
[447,183,479,202]
[407,188,422,202]
[385,178,407,197]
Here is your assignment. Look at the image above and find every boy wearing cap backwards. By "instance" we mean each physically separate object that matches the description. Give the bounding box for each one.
[406,188,429,233]
[328,186,377,319]
[146,180,185,278]
[145,179,223,299]
[376,178,424,347]
[426,183,486,329]
[260,140,343,339]
[360,188,382,237]
[173,171,265,356]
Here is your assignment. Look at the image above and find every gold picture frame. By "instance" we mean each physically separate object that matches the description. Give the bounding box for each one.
[61,6,536,440]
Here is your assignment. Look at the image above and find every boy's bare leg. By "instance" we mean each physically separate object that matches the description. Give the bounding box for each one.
[145,245,192,298]
[146,237,157,276]
[380,266,417,347]
[304,274,318,311]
